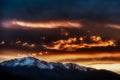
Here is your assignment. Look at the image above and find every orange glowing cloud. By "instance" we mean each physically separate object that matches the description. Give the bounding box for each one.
[43,36,116,51]
[107,24,120,29]
[2,20,82,29]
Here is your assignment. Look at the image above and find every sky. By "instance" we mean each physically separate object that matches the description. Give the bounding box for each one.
[1,0,120,23]
[1,0,120,45]
[1,0,120,74]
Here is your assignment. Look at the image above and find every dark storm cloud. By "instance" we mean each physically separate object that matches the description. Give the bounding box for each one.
[1,0,120,22]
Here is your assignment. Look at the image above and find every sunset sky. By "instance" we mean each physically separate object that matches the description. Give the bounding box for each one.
[0,0,120,74]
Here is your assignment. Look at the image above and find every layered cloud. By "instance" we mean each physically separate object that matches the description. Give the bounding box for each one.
[2,20,82,29]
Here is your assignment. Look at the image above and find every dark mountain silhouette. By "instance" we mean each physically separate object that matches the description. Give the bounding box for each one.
[0,57,120,80]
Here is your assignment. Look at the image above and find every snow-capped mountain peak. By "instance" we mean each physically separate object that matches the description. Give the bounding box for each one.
[1,57,38,66]
[0,57,94,71]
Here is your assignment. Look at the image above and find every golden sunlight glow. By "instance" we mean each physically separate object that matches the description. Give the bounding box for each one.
[2,20,82,29]
[43,36,116,51]
[88,63,120,72]
[0,50,120,74]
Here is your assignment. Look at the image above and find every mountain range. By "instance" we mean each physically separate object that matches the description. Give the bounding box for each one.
[0,57,120,80]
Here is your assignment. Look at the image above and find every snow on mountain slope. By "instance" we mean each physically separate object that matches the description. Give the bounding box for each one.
[0,57,94,71]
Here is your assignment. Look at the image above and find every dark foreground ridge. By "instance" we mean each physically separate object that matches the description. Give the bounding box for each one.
[0,57,119,80]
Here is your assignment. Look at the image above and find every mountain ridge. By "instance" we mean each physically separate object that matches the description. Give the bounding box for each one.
[0,57,94,71]
[0,57,120,80]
